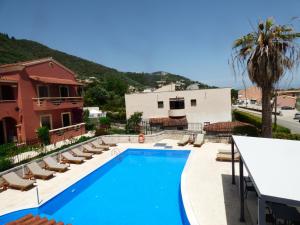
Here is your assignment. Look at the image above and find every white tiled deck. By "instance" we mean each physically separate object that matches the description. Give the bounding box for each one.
[0,139,253,225]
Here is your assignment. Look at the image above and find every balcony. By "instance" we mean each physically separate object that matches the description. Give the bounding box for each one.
[32,97,83,111]
[0,100,19,120]
[168,109,186,117]
[49,122,86,143]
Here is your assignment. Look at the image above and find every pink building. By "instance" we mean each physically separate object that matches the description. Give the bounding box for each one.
[0,58,85,145]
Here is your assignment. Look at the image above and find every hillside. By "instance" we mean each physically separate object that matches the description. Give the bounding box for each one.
[0,33,213,119]
[0,33,212,89]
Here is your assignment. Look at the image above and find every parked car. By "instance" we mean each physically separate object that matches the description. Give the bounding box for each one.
[294,113,300,120]
[281,106,294,110]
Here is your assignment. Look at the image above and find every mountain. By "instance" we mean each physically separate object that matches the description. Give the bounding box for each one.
[0,33,211,90]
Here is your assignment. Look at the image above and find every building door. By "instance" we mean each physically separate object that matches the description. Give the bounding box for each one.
[0,120,4,144]
[62,112,71,127]
[40,115,52,130]
[59,86,69,97]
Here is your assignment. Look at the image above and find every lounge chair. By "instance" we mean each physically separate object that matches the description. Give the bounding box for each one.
[101,139,117,147]
[216,152,240,162]
[43,157,69,172]
[2,172,35,191]
[71,148,93,159]
[82,144,103,154]
[0,177,7,191]
[61,152,85,164]
[177,135,190,146]
[90,141,110,150]
[27,162,55,180]
[193,134,205,147]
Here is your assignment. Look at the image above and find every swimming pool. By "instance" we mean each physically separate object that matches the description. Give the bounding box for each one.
[0,149,190,225]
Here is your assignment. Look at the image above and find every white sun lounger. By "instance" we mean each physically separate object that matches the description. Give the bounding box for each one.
[27,162,55,180]
[193,134,205,147]
[43,157,69,172]
[2,172,35,191]
[82,144,103,154]
[72,148,93,159]
[61,152,85,164]
[177,135,190,146]
[91,141,110,150]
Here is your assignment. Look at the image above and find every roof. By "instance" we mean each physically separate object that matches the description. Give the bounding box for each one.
[233,135,300,205]
[29,76,82,85]
[204,121,251,133]
[149,117,187,127]
[0,58,76,76]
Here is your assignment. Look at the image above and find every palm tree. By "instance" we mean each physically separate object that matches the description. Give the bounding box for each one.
[232,18,300,137]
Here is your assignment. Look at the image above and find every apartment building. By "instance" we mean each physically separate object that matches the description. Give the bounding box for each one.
[0,58,85,144]
[125,87,232,130]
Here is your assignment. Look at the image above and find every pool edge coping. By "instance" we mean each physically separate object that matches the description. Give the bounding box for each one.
[181,150,201,225]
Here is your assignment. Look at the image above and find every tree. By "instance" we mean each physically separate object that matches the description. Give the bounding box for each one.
[232,18,300,137]
[126,112,143,134]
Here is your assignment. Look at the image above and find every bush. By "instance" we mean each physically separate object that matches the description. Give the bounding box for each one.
[273,132,300,140]
[37,127,50,145]
[233,125,259,137]
[108,127,126,134]
[99,117,111,129]
[126,112,142,134]
[233,110,290,134]
[95,128,108,136]
[83,109,95,131]
[0,158,13,172]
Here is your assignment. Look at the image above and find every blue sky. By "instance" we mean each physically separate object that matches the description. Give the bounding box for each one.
[1,0,300,88]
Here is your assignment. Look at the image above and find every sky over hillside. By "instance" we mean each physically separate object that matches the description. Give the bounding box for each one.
[1,0,300,88]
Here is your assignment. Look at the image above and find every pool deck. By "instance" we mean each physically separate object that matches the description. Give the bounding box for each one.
[0,139,253,225]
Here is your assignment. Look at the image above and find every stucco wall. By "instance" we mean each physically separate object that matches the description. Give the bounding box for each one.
[125,88,232,124]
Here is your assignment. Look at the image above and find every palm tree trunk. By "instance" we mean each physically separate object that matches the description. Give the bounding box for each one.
[261,87,273,137]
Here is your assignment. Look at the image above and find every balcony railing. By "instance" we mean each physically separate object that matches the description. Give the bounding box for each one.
[32,97,83,111]
[168,109,186,117]
[49,122,86,143]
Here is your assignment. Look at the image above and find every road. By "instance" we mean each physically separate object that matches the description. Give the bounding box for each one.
[236,107,300,134]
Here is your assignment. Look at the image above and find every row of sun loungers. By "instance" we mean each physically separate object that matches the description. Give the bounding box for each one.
[0,140,113,191]
[177,134,205,147]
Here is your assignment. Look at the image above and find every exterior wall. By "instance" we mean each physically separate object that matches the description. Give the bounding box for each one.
[238,86,262,103]
[277,95,296,108]
[0,59,85,144]
[125,88,232,124]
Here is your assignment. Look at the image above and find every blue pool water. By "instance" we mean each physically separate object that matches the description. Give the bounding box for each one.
[0,149,190,225]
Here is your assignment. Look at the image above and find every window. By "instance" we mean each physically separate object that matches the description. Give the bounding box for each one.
[191,99,197,107]
[59,86,69,97]
[37,85,49,98]
[40,115,52,129]
[77,86,83,96]
[169,98,185,109]
[61,112,71,127]
[157,101,164,108]
[0,85,15,100]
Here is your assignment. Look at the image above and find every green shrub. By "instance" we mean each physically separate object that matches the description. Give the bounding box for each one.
[233,125,259,137]
[99,117,111,129]
[37,127,50,145]
[233,110,290,134]
[108,127,126,134]
[0,143,16,157]
[273,132,300,140]
[95,128,108,136]
[0,158,13,172]
[83,110,95,131]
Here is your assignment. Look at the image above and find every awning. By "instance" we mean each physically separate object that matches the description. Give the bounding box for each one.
[149,117,187,127]
[204,121,252,133]
[29,76,83,85]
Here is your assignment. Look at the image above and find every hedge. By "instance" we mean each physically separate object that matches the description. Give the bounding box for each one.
[273,132,300,140]
[233,110,290,134]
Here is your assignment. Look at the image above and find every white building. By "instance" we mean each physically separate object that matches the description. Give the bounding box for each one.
[125,87,232,130]
[83,107,106,119]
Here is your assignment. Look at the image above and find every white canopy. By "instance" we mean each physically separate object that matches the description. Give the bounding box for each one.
[233,135,300,205]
